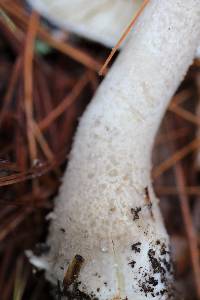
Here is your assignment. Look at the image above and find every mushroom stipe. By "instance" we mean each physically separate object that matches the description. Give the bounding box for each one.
[28,1,200,299]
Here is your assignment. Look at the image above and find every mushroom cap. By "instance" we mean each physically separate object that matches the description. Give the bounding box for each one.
[27,0,143,47]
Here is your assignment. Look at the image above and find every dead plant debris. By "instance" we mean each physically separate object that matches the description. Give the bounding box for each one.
[0,1,199,299]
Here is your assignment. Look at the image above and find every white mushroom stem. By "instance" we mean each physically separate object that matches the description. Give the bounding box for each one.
[40,1,200,300]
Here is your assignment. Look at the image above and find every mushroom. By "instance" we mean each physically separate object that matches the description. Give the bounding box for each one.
[29,1,200,299]
[28,0,200,59]
[27,0,143,48]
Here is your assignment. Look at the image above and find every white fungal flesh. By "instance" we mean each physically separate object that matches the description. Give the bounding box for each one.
[28,0,200,58]
[27,0,142,47]
[36,1,200,300]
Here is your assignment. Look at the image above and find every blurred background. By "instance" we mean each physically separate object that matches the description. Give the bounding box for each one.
[0,0,199,299]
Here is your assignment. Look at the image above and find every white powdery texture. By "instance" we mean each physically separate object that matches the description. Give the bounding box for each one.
[42,1,200,300]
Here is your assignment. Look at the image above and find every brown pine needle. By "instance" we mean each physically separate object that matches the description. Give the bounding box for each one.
[156,185,200,196]
[39,73,90,131]
[0,1,200,298]
[0,1,102,72]
[0,209,32,242]
[155,127,190,145]
[153,138,200,179]
[31,120,54,163]
[174,163,200,298]
[0,56,22,126]
[99,0,150,76]
[169,103,200,126]
[24,11,39,164]
[172,89,193,106]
